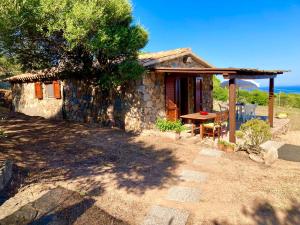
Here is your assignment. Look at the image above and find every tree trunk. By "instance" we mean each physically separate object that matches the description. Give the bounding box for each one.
[107,89,116,127]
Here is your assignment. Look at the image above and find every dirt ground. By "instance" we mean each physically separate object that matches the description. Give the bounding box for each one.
[1,110,300,225]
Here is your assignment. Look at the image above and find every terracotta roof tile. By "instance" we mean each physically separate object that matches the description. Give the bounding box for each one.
[138,48,192,66]
[3,48,212,82]
[3,67,62,82]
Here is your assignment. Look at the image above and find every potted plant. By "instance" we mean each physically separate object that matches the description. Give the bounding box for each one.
[218,140,236,153]
[217,140,226,152]
[224,142,236,153]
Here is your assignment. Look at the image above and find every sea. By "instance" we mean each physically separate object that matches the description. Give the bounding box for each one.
[260,86,300,94]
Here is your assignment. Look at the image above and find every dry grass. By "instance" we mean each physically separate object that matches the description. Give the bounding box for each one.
[256,105,300,131]
[0,111,300,224]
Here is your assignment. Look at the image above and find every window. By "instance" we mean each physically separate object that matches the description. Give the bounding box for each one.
[35,82,43,100]
[35,81,61,99]
[45,83,55,98]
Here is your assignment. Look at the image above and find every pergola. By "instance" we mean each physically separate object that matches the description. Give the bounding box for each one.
[154,67,289,143]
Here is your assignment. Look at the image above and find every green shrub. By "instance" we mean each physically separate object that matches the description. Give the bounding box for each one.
[213,76,228,102]
[238,119,271,154]
[213,87,228,102]
[277,93,300,108]
[218,139,236,148]
[213,76,300,109]
[155,118,186,133]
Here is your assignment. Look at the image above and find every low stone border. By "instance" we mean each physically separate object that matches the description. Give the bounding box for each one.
[0,160,13,192]
[271,118,290,138]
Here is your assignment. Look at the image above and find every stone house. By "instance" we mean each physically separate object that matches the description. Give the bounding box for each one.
[4,48,214,132]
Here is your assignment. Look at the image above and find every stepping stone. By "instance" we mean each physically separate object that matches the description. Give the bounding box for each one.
[142,205,189,225]
[166,186,201,203]
[180,170,208,183]
[199,148,223,158]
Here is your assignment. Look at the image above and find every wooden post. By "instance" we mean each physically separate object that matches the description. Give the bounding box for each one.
[268,78,274,127]
[229,78,236,143]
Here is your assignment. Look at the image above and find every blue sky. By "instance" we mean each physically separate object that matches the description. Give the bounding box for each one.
[132,0,300,87]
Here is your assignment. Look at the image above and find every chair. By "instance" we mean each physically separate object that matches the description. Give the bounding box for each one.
[203,111,229,140]
[242,104,257,122]
[219,103,228,112]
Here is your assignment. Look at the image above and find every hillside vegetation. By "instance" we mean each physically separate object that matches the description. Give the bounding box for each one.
[213,76,300,108]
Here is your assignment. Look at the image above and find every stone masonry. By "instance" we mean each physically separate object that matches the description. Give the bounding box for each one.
[10,55,213,132]
[11,82,63,119]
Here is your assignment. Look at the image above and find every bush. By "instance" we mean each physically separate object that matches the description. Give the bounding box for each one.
[155,118,186,133]
[277,93,300,108]
[238,119,271,154]
[213,86,228,102]
[213,76,228,102]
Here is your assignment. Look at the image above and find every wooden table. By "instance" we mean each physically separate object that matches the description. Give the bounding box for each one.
[180,112,217,139]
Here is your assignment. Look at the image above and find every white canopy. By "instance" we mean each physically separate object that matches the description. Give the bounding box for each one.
[221,79,260,90]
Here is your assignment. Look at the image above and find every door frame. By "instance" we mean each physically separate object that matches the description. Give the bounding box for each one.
[194,77,203,112]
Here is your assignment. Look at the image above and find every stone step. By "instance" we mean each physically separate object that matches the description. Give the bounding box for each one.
[142,205,189,225]
[166,186,202,203]
[179,170,208,183]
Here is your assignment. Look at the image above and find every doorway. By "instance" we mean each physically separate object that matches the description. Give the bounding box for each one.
[195,77,203,112]
[177,78,189,116]
[165,75,203,120]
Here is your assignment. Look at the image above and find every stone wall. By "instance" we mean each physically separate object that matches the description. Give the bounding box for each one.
[62,73,165,131]
[201,75,213,112]
[11,82,63,119]
[62,79,145,132]
[141,72,165,129]
[10,54,213,131]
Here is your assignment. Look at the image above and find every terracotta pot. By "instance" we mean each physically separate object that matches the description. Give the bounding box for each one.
[225,145,235,153]
[218,143,226,152]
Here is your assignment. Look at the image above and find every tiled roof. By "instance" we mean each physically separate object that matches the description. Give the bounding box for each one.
[3,48,212,82]
[2,67,62,82]
[138,48,213,68]
[139,48,191,66]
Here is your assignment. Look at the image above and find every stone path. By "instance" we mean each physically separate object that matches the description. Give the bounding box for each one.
[166,186,202,203]
[142,205,189,225]
[180,170,208,183]
[142,147,223,225]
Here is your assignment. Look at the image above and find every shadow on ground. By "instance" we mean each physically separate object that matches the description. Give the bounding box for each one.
[0,113,181,195]
[212,199,300,225]
[0,187,128,225]
[278,144,300,162]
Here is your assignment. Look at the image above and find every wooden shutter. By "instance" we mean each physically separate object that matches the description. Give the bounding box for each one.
[53,81,61,99]
[35,82,43,100]
[165,76,178,121]
[195,77,203,112]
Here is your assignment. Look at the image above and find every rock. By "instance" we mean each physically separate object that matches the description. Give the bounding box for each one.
[262,147,279,166]
[249,153,264,163]
[260,141,283,165]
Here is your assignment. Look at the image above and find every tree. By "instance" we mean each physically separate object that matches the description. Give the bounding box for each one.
[0,0,148,88]
[0,55,21,78]
[213,75,228,102]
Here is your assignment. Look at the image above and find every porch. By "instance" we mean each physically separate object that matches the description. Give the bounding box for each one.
[153,67,288,143]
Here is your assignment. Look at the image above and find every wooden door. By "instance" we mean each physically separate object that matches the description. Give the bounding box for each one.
[165,76,179,121]
[195,77,203,112]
